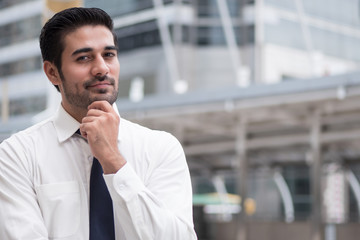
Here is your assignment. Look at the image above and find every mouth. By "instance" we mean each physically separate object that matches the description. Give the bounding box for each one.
[84,76,116,92]
[87,82,112,89]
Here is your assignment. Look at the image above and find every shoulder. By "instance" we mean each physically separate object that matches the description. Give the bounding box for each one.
[0,117,55,152]
[0,119,54,175]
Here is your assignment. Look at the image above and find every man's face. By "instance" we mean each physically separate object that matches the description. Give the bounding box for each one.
[57,25,120,113]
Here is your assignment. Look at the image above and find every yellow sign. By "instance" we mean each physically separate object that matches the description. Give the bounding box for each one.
[46,0,83,12]
[43,0,83,23]
[244,198,256,216]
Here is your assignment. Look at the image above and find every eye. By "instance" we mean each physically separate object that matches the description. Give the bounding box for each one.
[76,55,90,62]
[104,52,116,58]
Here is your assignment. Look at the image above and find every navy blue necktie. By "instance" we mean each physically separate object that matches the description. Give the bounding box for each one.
[89,157,115,239]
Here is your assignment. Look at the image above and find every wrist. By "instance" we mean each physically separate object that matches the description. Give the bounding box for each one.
[101,153,127,174]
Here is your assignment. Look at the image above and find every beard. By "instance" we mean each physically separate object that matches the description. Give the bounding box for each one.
[59,70,119,110]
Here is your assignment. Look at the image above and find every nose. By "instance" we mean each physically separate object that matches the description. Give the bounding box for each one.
[91,56,109,77]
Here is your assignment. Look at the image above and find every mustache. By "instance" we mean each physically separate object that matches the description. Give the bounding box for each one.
[83,75,115,88]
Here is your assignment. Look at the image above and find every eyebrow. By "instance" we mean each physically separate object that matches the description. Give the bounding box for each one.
[72,47,92,56]
[71,46,118,56]
[105,46,118,51]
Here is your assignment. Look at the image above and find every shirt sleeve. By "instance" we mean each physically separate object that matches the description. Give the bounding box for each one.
[103,133,197,240]
[0,136,48,239]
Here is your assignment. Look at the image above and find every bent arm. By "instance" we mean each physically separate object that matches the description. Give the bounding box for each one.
[104,134,197,240]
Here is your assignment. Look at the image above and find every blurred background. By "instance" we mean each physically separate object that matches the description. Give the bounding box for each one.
[1,0,360,239]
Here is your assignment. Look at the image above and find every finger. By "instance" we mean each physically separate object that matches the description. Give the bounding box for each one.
[80,121,100,137]
[79,125,88,139]
[81,115,99,124]
[86,108,106,117]
[88,100,113,112]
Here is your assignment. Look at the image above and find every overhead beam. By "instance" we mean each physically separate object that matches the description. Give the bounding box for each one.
[121,86,360,121]
[184,128,360,156]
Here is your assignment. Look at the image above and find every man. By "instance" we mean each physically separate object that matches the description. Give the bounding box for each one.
[0,7,197,240]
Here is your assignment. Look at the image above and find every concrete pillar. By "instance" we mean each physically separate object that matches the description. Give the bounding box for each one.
[1,78,9,123]
[236,114,248,240]
[254,0,264,83]
[310,109,324,240]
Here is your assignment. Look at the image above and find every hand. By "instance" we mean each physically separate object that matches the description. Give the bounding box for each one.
[80,101,126,174]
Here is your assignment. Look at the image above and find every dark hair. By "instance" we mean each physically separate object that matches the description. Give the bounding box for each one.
[39,7,117,91]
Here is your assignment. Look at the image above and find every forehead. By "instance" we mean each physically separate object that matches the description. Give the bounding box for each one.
[63,25,115,53]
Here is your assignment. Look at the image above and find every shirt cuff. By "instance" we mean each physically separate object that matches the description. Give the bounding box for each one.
[103,163,146,203]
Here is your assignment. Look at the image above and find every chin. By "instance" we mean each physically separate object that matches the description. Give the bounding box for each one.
[91,94,118,105]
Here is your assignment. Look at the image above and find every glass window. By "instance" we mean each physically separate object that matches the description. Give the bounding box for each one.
[302,0,360,27]
[0,0,34,8]
[0,56,41,78]
[310,26,360,61]
[197,0,240,17]
[193,176,217,194]
[264,19,305,50]
[264,0,296,11]
[86,0,175,17]
[282,164,311,220]
[197,26,226,45]
[265,0,360,27]
[115,21,161,52]
[264,0,360,61]
[86,0,153,17]
[9,94,46,116]
[0,15,41,47]
[197,26,252,46]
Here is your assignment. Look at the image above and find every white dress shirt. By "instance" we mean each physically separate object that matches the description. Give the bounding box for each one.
[0,104,197,240]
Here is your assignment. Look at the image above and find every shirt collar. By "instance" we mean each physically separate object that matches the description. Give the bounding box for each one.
[53,103,122,143]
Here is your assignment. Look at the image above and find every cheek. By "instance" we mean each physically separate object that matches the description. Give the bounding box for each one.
[112,60,120,74]
[114,65,120,86]
[62,65,89,81]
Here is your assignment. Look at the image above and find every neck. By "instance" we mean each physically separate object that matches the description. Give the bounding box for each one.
[61,102,87,123]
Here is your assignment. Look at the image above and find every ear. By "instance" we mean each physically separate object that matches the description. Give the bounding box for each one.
[43,61,61,86]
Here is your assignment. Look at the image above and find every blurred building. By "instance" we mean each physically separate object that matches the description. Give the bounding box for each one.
[1,0,360,240]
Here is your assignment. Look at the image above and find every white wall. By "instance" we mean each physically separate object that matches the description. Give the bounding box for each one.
[263,44,360,84]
